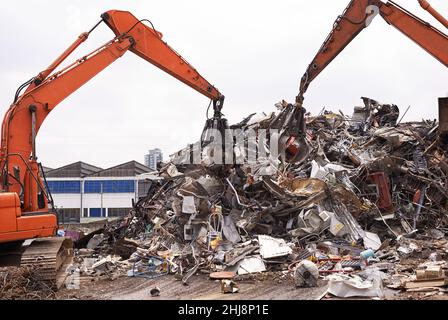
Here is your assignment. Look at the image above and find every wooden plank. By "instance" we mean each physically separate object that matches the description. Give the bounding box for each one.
[405,278,448,289]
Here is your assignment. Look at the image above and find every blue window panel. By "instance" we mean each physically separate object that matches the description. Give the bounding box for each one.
[84,181,102,193]
[89,208,106,217]
[84,180,135,193]
[47,181,81,194]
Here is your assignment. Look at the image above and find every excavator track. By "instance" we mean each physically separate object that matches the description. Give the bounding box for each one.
[20,237,74,289]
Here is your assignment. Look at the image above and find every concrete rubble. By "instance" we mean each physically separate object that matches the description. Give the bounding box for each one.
[5,97,447,300]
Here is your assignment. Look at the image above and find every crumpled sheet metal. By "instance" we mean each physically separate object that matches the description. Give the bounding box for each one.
[258,235,292,259]
[237,255,266,275]
[72,96,448,292]
[372,127,416,146]
[327,273,384,298]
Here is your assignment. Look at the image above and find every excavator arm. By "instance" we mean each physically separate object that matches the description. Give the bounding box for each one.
[102,10,223,105]
[0,10,224,217]
[22,10,224,103]
[297,0,448,102]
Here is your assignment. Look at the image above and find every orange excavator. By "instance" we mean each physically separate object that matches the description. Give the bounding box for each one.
[283,0,447,163]
[0,10,224,285]
[297,0,447,102]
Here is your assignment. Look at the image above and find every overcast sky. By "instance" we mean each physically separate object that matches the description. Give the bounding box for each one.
[0,0,447,169]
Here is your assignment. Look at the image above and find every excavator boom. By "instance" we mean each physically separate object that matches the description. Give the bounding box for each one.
[298,0,448,101]
[103,10,222,102]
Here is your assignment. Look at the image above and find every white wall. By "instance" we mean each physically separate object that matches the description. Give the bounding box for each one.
[81,193,135,217]
[52,194,81,209]
[49,176,139,217]
[52,193,135,217]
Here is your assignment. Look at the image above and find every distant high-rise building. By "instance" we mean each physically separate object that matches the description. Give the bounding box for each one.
[144,148,163,170]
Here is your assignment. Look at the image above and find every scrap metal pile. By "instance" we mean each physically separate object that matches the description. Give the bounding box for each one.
[71,97,448,298]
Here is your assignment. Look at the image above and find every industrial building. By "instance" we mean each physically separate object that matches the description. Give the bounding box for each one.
[45,161,154,223]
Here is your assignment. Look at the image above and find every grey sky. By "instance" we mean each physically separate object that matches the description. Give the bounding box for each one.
[0,0,447,169]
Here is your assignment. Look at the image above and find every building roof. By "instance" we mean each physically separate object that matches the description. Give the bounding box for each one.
[41,166,53,173]
[46,162,103,178]
[88,161,153,177]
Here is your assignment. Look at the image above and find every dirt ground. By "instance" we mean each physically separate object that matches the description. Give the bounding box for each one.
[57,275,330,300]
[54,274,423,300]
